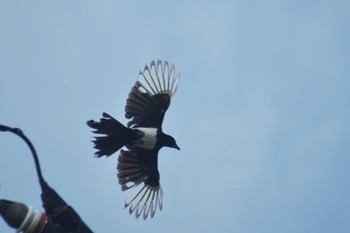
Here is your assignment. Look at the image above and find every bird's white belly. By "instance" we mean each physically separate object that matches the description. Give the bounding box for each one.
[134,127,158,150]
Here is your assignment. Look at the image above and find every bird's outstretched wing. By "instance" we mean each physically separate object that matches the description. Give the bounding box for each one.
[125,60,180,128]
[117,147,162,219]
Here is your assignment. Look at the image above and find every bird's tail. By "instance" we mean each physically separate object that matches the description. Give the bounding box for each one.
[87,112,136,157]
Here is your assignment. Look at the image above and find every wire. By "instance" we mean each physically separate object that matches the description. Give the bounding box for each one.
[0,124,46,190]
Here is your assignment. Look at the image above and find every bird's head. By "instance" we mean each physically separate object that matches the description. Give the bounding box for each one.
[163,134,180,151]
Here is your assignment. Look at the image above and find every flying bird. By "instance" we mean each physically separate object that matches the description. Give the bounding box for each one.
[87,60,180,220]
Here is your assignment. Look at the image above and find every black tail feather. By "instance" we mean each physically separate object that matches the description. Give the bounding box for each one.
[87,112,136,157]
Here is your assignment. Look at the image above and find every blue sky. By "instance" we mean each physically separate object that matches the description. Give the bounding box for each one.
[1,0,349,232]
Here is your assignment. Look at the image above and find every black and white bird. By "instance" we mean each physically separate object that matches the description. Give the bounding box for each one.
[87,60,180,220]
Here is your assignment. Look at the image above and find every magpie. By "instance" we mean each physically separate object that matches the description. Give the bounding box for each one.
[87,60,180,220]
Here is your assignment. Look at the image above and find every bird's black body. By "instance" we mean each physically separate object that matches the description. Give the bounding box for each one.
[87,60,180,220]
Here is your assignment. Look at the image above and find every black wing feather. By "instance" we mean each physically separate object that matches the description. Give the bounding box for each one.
[125,60,180,128]
[117,147,162,219]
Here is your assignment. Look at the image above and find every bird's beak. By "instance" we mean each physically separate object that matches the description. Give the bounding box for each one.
[174,144,180,151]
